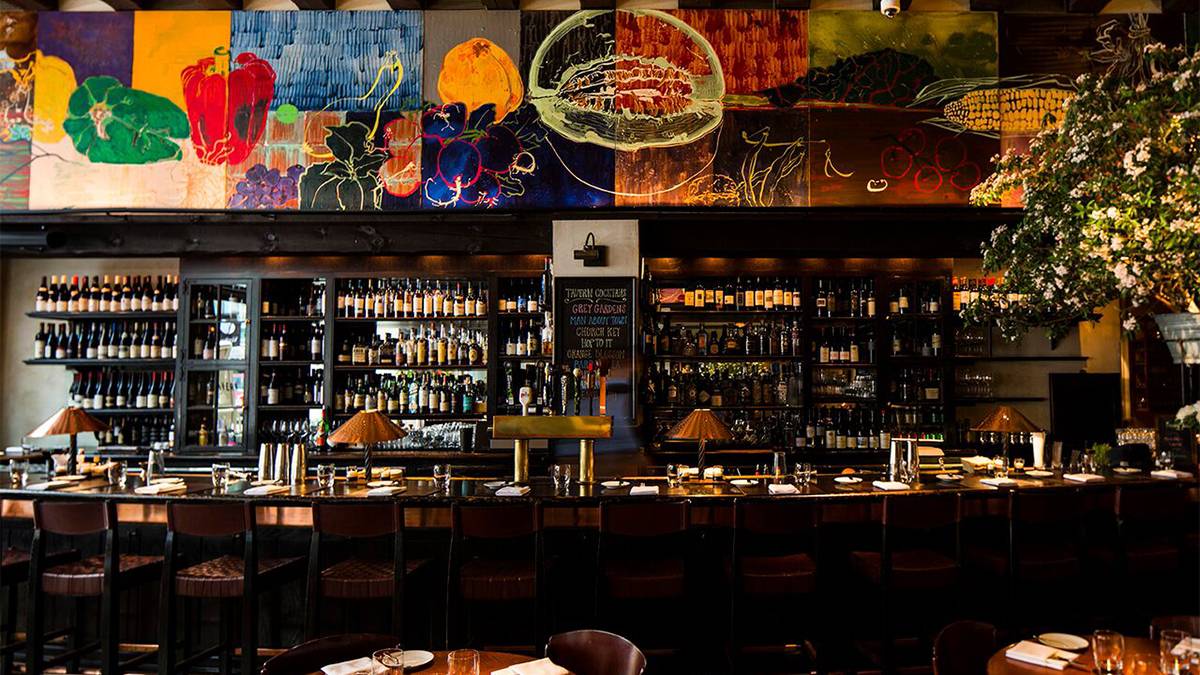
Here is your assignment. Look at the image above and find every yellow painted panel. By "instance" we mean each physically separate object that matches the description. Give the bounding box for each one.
[132,11,231,110]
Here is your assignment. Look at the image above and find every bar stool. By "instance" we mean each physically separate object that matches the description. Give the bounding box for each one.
[26,500,162,675]
[4,546,78,674]
[597,501,691,661]
[305,501,428,641]
[159,501,305,675]
[448,502,543,652]
[1111,483,1188,619]
[728,499,821,672]
[848,493,961,672]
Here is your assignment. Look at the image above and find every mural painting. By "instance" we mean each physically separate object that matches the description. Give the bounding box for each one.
[0,9,1167,212]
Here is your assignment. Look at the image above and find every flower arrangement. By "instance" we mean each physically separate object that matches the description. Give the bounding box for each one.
[967,41,1200,342]
[1171,401,1200,431]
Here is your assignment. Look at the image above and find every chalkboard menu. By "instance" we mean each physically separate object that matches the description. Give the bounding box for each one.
[555,277,636,412]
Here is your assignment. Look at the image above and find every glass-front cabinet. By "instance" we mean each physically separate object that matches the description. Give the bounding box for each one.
[180,280,251,452]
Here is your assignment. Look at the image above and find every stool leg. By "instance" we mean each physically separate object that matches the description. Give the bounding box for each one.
[67,597,84,673]
[26,532,45,675]
[242,593,258,675]
[220,600,234,675]
[158,531,177,675]
[100,579,120,673]
[2,583,17,675]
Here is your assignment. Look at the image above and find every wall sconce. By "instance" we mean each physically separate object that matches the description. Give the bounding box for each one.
[573,231,607,267]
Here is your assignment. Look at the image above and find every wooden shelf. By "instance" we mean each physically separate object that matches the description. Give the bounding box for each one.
[497,354,552,361]
[260,315,325,322]
[954,396,1048,404]
[334,316,486,323]
[653,308,803,317]
[258,404,324,412]
[647,404,803,412]
[27,311,176,321]
[258,360,323,367]
[332,411,483,421]
[886,313,944,320]
[953,355,1087,362]
[85,408,173,415]
[812,362,876,368]
[333,363,485,371]
[654,354,802,361]
[24,358,174,368]
[496,312,546,320]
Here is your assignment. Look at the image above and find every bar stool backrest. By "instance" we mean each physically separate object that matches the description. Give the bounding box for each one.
[1118,484,1186,523]
[454,503,539,540]
[34,500,113,535]
[601,501,689,538]
[1012,490,1081,525]
[736,499,819,557]
[167,501,251,537]
[885,493,959,530]
[313,502,401,538]
[546,629,647,675]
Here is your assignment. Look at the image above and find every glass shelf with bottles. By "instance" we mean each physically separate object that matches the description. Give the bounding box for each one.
[811,365,878,402]
[333,372,487,420]
[811,277,878,319]
[887,319,946,360]
[259,369,324,409]
[67,368,176,415]
[189,283,249,362]
[650,277,804,314]
[498,314,553,361]
[652,407,804,449]
[334,321,487,370]
[260,278,326,320]
[185,369,246,449]
[642,361,803,412]
[335,277,488,320]
[498,263,552,316]
[32,273,180,317]
[96,415,176,451]
[792,405,891,452]
[30,320,179,366]
[883,280,945,318]
[647,318,802,359]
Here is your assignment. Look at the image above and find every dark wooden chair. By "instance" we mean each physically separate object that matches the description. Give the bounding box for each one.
[159,501,305,675]
[259,633,399,675]
[932,620,998,675]
[448,502,544,652]
[849,493,961,672]
[597,501,691,661]
[306,502,426,641]
[3,545,78,674]
[545,629,646,675]
[26,500,161,675]
[729,499,820,671]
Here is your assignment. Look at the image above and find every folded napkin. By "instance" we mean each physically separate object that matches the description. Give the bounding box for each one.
[1063,473,1105,483]
[768,483,799,495]
[1004,640,1079,670]
[872,480,909,491]
[629,484,660,496]
[25,480,71,491]
[366,486,406,496]
[1152,469,1194,480]
[1171,637,1200,655]
[244,484,289,496]
[496,485,531,497]
[321,656,372,675]
[135,482,188,495]
[491,658,570,675]
[980,477,1018,487]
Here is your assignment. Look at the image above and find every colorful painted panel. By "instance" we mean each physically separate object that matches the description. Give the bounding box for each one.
[0,10,1165,213]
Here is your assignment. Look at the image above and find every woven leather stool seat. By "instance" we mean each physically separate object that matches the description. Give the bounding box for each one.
[42,554,162,596]
[176,554,304,598]
[320,558,427,599]
[603,558,685,600]
[459,559,536,601]
[966,544,1080,580]
[739,553,817,595]
[850,549,958,590]
[2,549,31,583]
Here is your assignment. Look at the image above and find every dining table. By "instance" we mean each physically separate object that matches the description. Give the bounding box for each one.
[987,636,1157,674]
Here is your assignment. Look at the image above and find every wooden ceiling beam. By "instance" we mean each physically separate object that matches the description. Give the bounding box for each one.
[93,0,150,9]
[292,0,336,9]
[4,0,56,9]
[969,0,1006,11]
[1065,0,1108,12]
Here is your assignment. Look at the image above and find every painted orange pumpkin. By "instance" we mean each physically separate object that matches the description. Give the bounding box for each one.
[437,38,523,123]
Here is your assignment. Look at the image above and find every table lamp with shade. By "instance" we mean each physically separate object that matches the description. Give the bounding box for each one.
[971,405,1041,464]
[27,406,110,476]
[327,410,406,481]
[666,408,732,471]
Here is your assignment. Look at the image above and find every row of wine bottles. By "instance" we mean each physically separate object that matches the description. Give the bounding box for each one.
[98,416,175,449]
[653,277,805,311]
[34,321,178,361]
[34,274,180,314]
[337,325,487,367]
[643,362,804,409]
[501,319,552,358]
[497,259,552,312]
[337,278,488,319]
[952,276,1026,312]
[337,373,487,416]
[70,370,176,410]
[649,320,803,358]
[261,323,323,361]
[261,285,326,317]
[261,370,325,406]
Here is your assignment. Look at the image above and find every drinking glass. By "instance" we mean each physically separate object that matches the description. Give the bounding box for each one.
[433,464,452,493]
[9,459,28,487]
[316,464,336,489]
[1125,652,1158,675]
[794,463,815,487]
[1159,628,1191,675]
[676,465,690,484]
[551,464,572,492]
[666,464,680,488]
[772,451,787,478]
[107,461,127,488]
[347,465,365,483]
[391,467,407,483]
[992,456,1008,479]
[372,648,405,675]
[447,649,479,675]
[211,463,231,489]
[1091,629,1124,674]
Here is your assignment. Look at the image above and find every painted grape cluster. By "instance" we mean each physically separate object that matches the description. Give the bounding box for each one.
[229,163,304,209]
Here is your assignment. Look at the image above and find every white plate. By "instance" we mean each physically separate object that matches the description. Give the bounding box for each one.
[834,476,862,484]
[367,480,396,488]
[1025,470,1053,478]
[936,474,964,481]
[483,481,507,489]
[403,650,435,669]
[601,480,631,488]
[731,479,758,486]
[59,475,89,482]
[1038,633,1089,651]
[1113,467,1140,474]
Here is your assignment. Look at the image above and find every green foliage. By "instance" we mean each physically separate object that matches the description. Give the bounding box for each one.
[62,76,189,165]
[299,122,387,211]
[1089,442,1112,469]
[967,44,1200,342]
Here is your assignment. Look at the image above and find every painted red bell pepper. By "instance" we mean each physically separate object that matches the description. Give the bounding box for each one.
[181,50,276,165]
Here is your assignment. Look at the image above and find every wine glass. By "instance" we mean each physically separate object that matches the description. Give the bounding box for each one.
[447,649,479,675]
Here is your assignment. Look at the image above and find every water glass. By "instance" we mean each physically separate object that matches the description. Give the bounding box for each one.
[210,463,231,489]
[107,461,127,488]
[1159,628,1191,674]
[1091,629,1124,674]
[9,459,28,487]
[992,456,1008,479]
[316,464,336,489]
[666,464,680,488]
[772,451,787,477]
[676,464,690,484]
[347,465,365,482]
[447,649,479,675]
[551,464,572,492]
[1125,652,1158,675]
[372,648,405,674]
[433,464,452,493]
[793,462,815,486]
